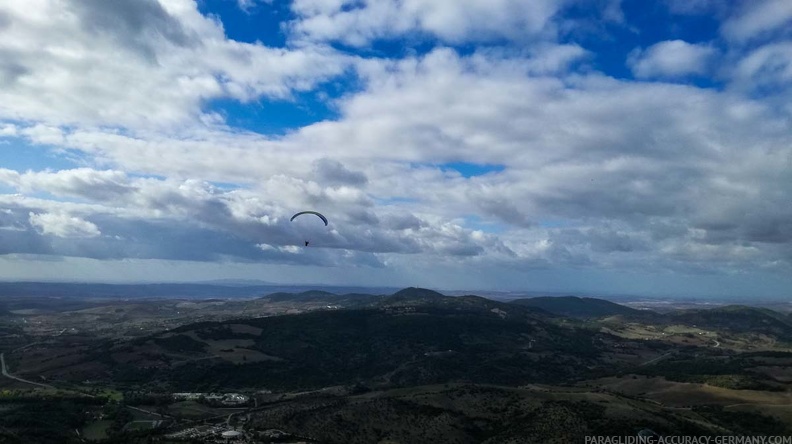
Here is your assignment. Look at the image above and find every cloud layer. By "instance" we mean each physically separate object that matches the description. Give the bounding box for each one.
[0,0,790,296]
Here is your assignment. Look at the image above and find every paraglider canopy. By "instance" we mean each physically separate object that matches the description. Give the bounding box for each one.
[290,211,328,247]
[290,211,328,226]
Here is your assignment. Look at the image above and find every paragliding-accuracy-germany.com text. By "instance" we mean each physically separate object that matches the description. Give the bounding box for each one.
[585,436,792,444]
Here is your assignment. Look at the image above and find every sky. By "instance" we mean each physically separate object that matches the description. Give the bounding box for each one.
[0,0,791,298]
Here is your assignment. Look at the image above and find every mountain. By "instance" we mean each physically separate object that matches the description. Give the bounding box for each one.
[159,306,604,391]
[36,292,611,393]
[381,287,446,305]
[0,282,401,300]
[379,289,554,319]
[510,296,647,319]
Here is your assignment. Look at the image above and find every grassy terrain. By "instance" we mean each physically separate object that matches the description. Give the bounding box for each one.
[81,420,112,441]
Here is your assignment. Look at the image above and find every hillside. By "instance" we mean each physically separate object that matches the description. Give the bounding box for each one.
[259,290,382,307]
[669,306,792,342]
[3,288,792,442]
[157,305,608,391]
[380,287,446,305]
[22,293,617,393]
[510,296,649,319]
[247,383,749,443]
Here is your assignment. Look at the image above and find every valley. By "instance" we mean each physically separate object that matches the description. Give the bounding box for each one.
[0,286,791,443]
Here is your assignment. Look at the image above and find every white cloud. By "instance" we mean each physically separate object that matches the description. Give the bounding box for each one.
[0,166,511,263]
[721,0,792,42]
[237,0,271,13]
[0,0,350,130]
[288,0,570,46]
[0,167,132,200]
[665,0,729,16]
[730,42,792,92]
[28,212,101,238]
[0,0,791,293]
[628,40,717,79]
[5,45,789,273]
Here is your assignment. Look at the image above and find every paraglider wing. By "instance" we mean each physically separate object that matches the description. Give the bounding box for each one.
[290,211,328,226]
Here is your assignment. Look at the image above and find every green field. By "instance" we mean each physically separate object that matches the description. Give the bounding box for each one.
[123,420,162,432]
[81,420,112,441]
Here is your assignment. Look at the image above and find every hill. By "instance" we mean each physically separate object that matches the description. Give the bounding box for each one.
[381,287,446,305]
[27,292,615,393]
[510,296,648,319]
[4,288,792,442]
[246,383,753,443]
[669,305,792,342]
[159,304,608,391]
[259,290,381,307]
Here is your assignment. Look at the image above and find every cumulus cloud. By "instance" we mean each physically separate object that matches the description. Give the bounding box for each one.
[312,158,368,187]
[4,42,788,275]
[0,0,791,293]
[0,168,133,200]
[721,0,792,42]
[29,212,101,238]
[628,40,717,79]
[0,0,350,129]
[288,0,571,46]
[0,166,509,264]
[730,42,792,93]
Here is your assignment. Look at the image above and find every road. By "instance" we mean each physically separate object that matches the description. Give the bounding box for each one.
[127,405,172,419]
[0,352,54,389]
[640,350,676,367]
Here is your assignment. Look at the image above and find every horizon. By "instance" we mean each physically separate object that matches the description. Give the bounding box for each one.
[0,279,788,303]
[1,1,791,299]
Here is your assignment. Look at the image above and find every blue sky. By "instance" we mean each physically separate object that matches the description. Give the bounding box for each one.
[0,0,791,298]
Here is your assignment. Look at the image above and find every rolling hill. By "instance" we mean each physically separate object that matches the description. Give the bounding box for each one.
[668,305,792,342]
[510,296,649,319]
[22,289,617,393]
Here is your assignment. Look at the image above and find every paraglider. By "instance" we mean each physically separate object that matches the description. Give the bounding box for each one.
[290,211,328,247]
[290,211,328,226]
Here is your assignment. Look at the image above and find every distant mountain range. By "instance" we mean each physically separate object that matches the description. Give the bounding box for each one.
[0,281,402,299]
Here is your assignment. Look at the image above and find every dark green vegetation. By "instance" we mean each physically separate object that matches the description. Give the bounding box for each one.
[670,306,792,342]
[260,290,383,307]
[68,288,611,393]
[510,296,645,319]
[637,350,792,391]
[161,307,598,392]
[0,393,108,444]
[247,384,736,444]
[1,287,791,443]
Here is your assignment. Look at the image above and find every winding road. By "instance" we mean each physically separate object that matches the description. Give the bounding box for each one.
[0,352,54,389]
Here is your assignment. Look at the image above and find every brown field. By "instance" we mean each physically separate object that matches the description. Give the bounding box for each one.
[587,375,792,407]
[155,331,281,364]
[10,347,90,375]
[749,366,792,383]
